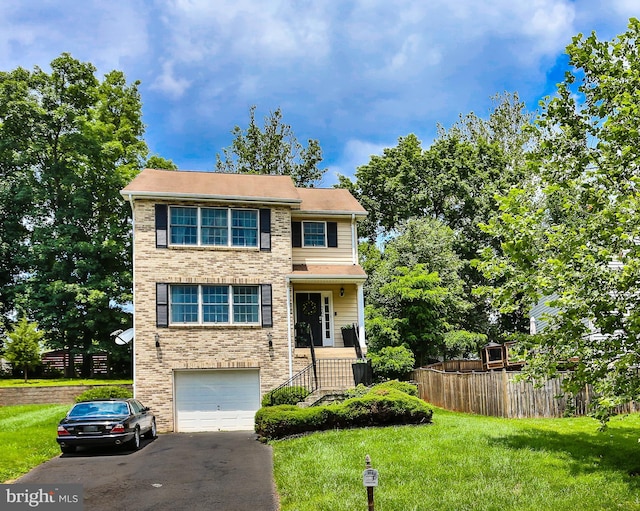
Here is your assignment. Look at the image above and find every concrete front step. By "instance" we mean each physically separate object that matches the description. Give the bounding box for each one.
[299,389,351,408]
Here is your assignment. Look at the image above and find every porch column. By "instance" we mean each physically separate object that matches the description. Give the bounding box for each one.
[286,277,293,378]
[357,283,366,351]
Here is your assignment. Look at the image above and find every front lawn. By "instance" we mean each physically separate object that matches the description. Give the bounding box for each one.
[273,409,640,511]
[0,378,132,388]
[0,404,70,482]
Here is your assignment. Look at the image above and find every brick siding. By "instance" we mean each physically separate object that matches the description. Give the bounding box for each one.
[133,200,294,432]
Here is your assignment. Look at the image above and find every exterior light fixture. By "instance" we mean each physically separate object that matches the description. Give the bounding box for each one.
[155,333,160,348]
[340,287,345,297]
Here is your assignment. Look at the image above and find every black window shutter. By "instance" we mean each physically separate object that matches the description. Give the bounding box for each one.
[261,284,273,327]
[327,222,338,247]
[155,204,168,248]
[157,283,169,328]
[260,209,271,252]
[292,221,302,247]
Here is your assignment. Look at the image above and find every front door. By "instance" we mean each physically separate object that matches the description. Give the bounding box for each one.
[296,293,323,347]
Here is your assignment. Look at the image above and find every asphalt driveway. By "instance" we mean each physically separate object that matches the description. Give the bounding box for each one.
[18,431,279,511]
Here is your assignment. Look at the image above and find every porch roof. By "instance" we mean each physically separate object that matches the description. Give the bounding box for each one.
[289,264,367,283]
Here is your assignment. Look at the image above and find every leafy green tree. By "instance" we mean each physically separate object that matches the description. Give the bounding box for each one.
[369,345,415,382]
[343,94,533,339]
[146,155,178,170]
[0,54,147,376]
[477,19,640,414]
[216,105,326,187]
[364,217,486,363]
[5,317,44,382]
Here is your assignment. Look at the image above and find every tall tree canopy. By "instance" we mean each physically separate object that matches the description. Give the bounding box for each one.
[477,19,640,412]
[341,92,534,345]
[364,217,481,364]
[216,105,326,187]
[0,54,148,375]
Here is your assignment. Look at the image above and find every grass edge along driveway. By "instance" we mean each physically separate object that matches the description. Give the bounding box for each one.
[272,408,640,511]
[0,404,70,483]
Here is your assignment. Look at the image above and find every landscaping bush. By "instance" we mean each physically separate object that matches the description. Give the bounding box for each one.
[368,345,415,382]
[370,379,418,397]
[255,383,432,440]
[336,388,431,428]
[261,386,311,407]
[342,384,369,399]
[75,385,132,402]
[255,405,335,439]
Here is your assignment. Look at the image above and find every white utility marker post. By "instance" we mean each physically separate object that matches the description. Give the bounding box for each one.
[363,454,378,511]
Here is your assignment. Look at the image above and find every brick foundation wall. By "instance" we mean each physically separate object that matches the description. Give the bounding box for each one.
[0,385,134,406]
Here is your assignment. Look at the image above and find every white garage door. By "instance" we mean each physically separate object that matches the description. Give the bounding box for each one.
[174,370,260,432]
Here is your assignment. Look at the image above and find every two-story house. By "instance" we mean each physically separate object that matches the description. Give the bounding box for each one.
[121,169,367,432]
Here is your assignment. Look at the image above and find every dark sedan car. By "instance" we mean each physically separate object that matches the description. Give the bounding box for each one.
[57,398,156,454]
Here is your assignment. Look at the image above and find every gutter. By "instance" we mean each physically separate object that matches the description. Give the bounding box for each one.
[351,214,357,265]
[119,190,302,207]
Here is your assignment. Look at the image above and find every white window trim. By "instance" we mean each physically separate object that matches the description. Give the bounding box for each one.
[168,206,259,248]
[169,284,261,326]
[302,221,327,248]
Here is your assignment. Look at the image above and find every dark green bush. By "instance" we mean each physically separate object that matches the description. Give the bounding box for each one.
[342,384,369,399]
[372,380,418,397]
[368,345,415,382]
[75,385,132,402]
[335,388,430,428]
[261,386,311,407]
[255,383,432,439]
[255,405,335,439]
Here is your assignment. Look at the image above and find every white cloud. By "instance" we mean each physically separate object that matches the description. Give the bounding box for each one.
[0,1,149,76]
[151,60,192,99]
[328,139,392,183]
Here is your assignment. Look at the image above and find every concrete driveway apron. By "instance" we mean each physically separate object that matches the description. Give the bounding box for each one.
[18,431,279,511]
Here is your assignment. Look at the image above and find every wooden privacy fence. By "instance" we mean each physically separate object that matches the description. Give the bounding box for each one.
[413,367,640,418]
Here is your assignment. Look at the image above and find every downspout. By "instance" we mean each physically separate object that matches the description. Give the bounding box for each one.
[357,283,366,352]
[351,214,357,264]
[286,277,293,378]
[127,193,137,398]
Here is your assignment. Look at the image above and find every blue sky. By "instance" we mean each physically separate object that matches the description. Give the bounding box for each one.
[0,1,636,185]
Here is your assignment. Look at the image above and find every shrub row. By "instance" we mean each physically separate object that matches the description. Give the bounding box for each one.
[261,385,310,407]
[75,385,133,402]
[255,383,432,440]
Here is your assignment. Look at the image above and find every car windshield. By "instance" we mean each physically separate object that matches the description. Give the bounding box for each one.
[68,402,129,418]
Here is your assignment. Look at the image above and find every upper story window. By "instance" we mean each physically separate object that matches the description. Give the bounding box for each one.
[169,206,258,247]
[292,220,338,248]
[303,221,326,247]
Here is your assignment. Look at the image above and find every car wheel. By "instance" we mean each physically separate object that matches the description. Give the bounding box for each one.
[144,418,157,439]
[127,427,141,451]
[60,445,76,454]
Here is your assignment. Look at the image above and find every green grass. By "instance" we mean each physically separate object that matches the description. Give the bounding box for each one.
[273,409,640,511]
[0,404,70,482]
[0,378,132,387]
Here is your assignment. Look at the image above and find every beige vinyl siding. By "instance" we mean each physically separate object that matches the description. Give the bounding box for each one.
[294,283,359,347]
[292,219,354,265]
[332,284,359,346]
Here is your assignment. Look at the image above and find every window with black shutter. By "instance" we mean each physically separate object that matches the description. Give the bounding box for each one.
[155,205,168,248]
[156,283,169,327]
[260,209,271,251]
